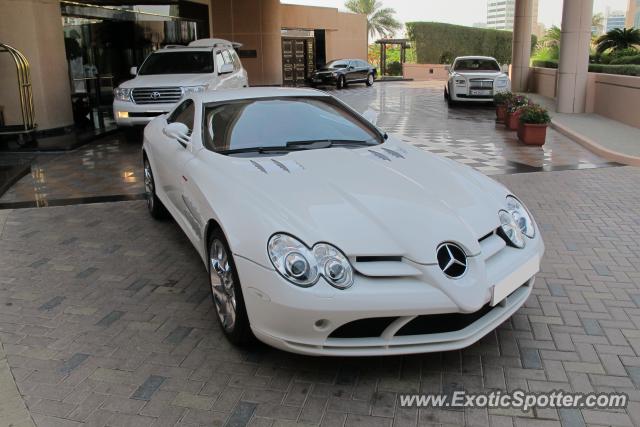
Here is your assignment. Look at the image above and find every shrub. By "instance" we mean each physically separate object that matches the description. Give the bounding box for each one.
[588,64,640,76]
[519,104,551,124]
[506,95,530,113]
[531,59,558,68]
[609,55,640,65]
[493,91,514,105]
[406,22,536,64]
[386,61,402,76]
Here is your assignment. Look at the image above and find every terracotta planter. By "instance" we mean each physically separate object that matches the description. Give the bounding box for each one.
[505,110,521,130]
[495,104,507,123]
[517,122,548,145]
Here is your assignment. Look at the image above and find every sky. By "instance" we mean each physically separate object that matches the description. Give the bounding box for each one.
[282,0,631,30]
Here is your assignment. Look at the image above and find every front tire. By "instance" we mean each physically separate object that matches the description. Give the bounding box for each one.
[143,158,168,220]
[366,73,374,86]
[208,229,253,346]
[336,75,346,89]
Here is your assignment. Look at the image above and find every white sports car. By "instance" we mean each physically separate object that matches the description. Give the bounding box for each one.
[142,87,544,356]
[445,56,511,105]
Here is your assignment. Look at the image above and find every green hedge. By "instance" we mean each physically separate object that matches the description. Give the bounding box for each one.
[406,22,537,64]
[532,59,640,76]
[609,55,640,65]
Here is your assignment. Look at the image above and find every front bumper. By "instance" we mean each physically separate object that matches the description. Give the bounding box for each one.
[237,234,543,356]
[450,85,510,102]
[309,74,338,85]
[113,99,174,127]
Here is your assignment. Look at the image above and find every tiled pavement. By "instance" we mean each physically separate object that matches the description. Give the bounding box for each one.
[1,165,640,426]
[0,81,618,208]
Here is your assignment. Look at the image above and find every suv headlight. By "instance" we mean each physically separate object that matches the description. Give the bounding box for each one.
[496,78,509,87]
[113,87,132,102]
[499,196,535,248]
[181,85,208,96]
[268,234,354,289]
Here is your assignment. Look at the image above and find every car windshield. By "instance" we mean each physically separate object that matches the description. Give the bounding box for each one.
[138,51,214,75]
[203,97,381,154]
[326,60,349,69]
[454,59,500,72]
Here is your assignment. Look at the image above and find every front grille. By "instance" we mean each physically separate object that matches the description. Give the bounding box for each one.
[132,87,182,104]
[469,79,494,89]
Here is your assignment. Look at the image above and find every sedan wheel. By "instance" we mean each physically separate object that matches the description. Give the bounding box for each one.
[208,230,253,345]
[366,73,374,86]
[143,158,168,219]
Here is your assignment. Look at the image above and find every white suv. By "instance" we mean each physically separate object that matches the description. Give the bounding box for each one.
[113,38,248,127]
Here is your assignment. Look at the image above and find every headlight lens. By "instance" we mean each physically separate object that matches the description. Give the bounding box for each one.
[181,85,208,96]
[496,78,509,87]
[268,234,354,289]
[506,196,535,238]
[113,87,132,102]
[455,78,466,85]
[499,210,525,248]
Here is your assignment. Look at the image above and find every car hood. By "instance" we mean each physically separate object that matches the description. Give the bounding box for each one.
[119,74,211,89]
[453,71,506,79]
[220,139,510,265]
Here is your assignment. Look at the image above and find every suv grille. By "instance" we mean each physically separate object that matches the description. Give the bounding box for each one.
[469,79,494,89]
[132,87,182,104]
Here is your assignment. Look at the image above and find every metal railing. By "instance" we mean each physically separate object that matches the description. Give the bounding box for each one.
[0,43,36,133]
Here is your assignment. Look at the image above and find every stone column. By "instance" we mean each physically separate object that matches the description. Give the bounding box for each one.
[556,0,594,113]
[511,0,533,92]
[0,0,73,130]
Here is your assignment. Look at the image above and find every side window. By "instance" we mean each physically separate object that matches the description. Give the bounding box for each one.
[359,60,369,68]
[215,51,224,72]
[167,99,195,131]
[221,49,232,65]
[230,49,242,71]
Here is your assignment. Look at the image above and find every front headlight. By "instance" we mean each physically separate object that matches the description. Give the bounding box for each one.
[268,234,354,289]
[496,78,509,87]
[113,87,132,102]
[181,85,208,96]
[499,196,535,248]
[455,78,466,85]
[506,196,535,238]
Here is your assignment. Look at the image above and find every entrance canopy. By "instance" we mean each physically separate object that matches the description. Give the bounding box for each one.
[375,38,410,77]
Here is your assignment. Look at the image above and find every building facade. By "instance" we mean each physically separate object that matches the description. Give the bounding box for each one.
[605,9,626,32]
[0,0,367,134]
[486,0,540,36]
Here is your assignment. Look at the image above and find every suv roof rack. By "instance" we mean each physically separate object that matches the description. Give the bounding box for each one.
[163,44,186,49]
[188,38,243,49]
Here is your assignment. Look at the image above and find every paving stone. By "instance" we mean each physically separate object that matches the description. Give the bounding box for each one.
[132,375,167,400]
[225,401,258,427]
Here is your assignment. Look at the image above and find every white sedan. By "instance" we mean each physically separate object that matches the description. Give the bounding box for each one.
[445,56,511,105]
[142,87,544,356]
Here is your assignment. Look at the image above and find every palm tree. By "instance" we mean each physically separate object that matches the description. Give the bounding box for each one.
[591,12,604,35]
[541,25,561,49]
[595,27,640,54]
[344,0,402,41]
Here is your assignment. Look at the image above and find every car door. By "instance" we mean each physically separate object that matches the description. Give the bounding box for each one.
[153,99,197,217]
[357,60,369,81]
[345,60,359,82]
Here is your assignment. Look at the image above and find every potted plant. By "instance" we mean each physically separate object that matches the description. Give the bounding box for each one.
[505,95,529,130]
[517,104,551,145]
[493,91,513,123]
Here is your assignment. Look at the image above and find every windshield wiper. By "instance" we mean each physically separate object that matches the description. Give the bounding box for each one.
[217,146,309,155]
[286,139,375,148]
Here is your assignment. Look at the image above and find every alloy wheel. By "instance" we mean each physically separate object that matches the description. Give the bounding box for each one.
[210,239,237,332]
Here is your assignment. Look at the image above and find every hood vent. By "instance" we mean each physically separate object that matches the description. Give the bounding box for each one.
[246,158,304,175]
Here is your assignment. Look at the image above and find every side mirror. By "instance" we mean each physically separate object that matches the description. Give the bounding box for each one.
[130,66,138,76]
[348,66,355,70]
[163,122,190,146]
[218,63,234,75]
[362,109,379,125]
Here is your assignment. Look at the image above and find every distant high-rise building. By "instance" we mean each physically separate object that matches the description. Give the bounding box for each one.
[626,0,640,28]
[486,0,541,36]
[605,8,626,32]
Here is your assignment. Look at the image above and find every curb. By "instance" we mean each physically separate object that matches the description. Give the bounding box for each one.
[550,119,640,167]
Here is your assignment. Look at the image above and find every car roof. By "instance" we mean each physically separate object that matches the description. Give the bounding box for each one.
[193,87,330,103]
[454,56,498,61]
[156,38,239,53]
